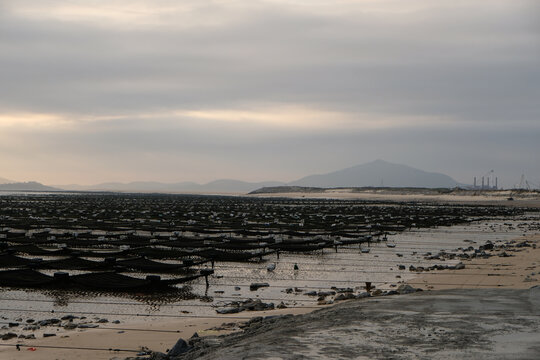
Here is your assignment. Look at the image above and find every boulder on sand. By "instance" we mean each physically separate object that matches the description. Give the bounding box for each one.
[168,338,192,357]
[397,284,417,294]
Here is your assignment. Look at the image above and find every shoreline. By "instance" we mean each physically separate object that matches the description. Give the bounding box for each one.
[248,189,540,207]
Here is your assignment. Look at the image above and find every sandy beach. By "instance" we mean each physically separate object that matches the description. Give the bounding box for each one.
[416,233,539,290]
[248,188,540,208]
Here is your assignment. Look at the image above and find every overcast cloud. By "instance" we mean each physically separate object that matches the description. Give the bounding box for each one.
[0,0,539,187]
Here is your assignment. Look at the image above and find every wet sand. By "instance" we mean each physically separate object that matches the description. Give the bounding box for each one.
[0,306,316,360]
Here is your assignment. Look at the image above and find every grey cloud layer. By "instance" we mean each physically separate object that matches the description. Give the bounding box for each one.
[0,0,539,185]
[1,0,538,120]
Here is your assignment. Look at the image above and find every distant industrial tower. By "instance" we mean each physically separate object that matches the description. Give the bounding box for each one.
[473,170,498,190]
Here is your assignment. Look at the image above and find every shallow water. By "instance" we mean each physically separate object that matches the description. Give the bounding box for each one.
[1,215,538,329]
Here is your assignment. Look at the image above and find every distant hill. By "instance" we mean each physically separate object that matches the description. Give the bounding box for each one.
[51,160,462,193]
[289,160,460,188]
[0,181,61,191]
[0,177,14,184]
[58,180,285,193]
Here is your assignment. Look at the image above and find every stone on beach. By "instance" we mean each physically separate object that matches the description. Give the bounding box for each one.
[249,282,270,291]
[167,338,192,357]
[397,284,418,294]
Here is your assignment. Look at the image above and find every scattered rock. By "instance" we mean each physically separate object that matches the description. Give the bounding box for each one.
[277,302,288,309]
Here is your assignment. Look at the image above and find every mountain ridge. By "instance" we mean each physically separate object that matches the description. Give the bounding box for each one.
[57,179,285,193]
[0,181,61,191]
[7,160,463,193]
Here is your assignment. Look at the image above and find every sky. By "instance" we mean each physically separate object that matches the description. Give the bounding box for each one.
[0,0,539,188]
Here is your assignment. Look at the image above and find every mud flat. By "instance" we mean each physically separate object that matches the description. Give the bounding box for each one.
[160,287,540,360]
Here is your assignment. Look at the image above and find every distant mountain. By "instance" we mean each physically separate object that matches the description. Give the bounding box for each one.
[199,180,285,193]
[289,160,460,188]
[58,180,285,193]
[0,181,61,191]
[0,177,14,184]
[52,160,461,193]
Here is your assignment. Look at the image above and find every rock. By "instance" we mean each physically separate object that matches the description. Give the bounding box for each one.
[397,284,417,294]
[398,265,406,270]
[167,338,192,357]
[249,282,269,291]
[455,263,465,270]
[38,318,61,326]
[25,334,36,339]
[61,315,78,321]
[97,318,109,323]
[247,316,263,325]
[216,307,241,314]
[1,332,17,340]
[63,323,78,330]
[386,290,399,296]
[234,286,241,291]
[372,289,383,296]
[334,293,356,301]
[356,292,371,299]
[277,302,288,309]
[8,322,19,327]
[43,333,56,337]
[318,299,334,305]
[482,241,494,250]
[78,324,99,329]
[331,287,354,293]
[112,320,121,324]
[149,351,168,360]
[26,319,35,323]
[243,299,274,311]
[305,291,318,296]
